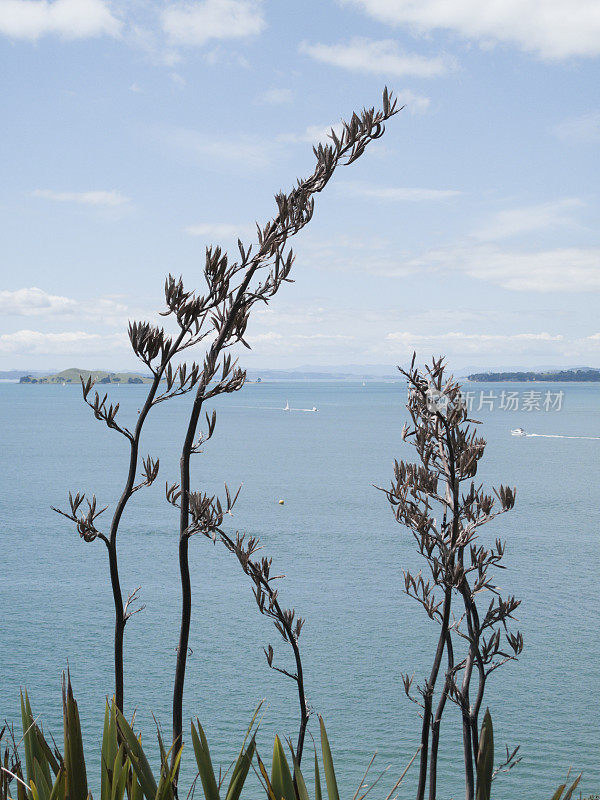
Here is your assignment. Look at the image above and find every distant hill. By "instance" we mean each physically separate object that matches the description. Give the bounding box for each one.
[468,368,600,383]
[19,368,152,385]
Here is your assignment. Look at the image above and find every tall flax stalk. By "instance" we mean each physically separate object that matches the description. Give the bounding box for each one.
[52,303,228,710]
[169,89,401,767]
[54,89,400,765]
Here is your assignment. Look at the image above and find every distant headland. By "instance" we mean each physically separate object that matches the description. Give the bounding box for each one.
[468,368,600,382]
[17,367,263,385]
[12,365,600,385]
[19,368,152,384]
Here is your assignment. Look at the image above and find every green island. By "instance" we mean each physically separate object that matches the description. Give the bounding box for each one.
[19,368,152,384]
[468,368,600,382]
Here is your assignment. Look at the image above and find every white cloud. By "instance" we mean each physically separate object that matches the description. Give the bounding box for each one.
[340,0,600,59]
[394,89,430,113]
[0,287,132,325]
[0,287,77,316]
[385,330,565,357]
[388,330,563,344]
[258,88,293,105]
[554,111,600,143]
[87,296,132,326]
[184,222,256,239]
[0,0,120,41]
[406,244,600,292]
[32,189,130,207]
[473,198,584,241]
[162,0,264,47]
[300,37,454,77]
[0,329,128,355]
[338,181,462,201]
[249,331,283,343]
[305,226,600,293]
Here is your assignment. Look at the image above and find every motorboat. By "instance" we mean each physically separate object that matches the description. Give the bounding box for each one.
[511,427,526,436]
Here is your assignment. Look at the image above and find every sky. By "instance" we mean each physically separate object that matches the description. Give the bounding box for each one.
[1,0,599,372]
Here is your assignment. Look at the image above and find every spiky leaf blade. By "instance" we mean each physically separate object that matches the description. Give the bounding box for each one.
[288,746,309,800]
[270,737,295,800]
[115,710,157,800]
[190,721,219,800]
[314,748,323,800]
[62,676,88,800]
[562,774,581,800]
[319,718,340,800]
[225,738,255,800]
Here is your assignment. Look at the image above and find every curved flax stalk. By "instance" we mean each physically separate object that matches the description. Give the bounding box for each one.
[171,88,400,770]
[53,327,184,708]
[220,529,309,762]
[53,276,226,710]
[104,336,186,709]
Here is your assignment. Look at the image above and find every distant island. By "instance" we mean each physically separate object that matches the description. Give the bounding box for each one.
[19,368,152,385]
[15,365,398,384]
[15,365,600,385]
[468,368,600,382]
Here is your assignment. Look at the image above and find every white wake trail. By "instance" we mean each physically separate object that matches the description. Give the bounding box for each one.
[526,433,600,441]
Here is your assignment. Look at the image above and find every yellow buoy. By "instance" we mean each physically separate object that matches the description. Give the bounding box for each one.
[278,499,284,505]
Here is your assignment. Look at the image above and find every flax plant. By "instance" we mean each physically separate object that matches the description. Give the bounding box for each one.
[54,88,400,771]
[379,356,523,800]
[165,87,400,773]
[52,272,230,710]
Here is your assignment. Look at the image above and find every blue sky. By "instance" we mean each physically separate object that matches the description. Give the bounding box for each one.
[1,0,599,371]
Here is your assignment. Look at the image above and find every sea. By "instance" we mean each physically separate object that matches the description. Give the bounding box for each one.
[1,379,599,800]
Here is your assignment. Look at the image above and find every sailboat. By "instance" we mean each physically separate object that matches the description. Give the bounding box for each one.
[284,400,290,412]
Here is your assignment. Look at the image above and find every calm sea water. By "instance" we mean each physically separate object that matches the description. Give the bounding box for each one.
[1,379,599,799]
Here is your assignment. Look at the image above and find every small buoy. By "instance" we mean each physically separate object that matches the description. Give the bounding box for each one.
[278,499,284,505]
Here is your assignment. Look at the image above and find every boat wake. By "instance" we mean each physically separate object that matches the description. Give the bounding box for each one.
[526,433,600,441]
[234,405,319,412]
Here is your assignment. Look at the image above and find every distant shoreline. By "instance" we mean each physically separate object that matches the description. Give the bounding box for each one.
[468,370,600,383]
[8,366,600,385]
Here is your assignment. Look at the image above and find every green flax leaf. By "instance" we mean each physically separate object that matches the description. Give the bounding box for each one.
[115,709,157,800]
[270,736,295,800]
[190,721,219,800]
[319,718,340,800]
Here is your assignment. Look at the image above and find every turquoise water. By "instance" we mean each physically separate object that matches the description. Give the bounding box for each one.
[1,380,599,799]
